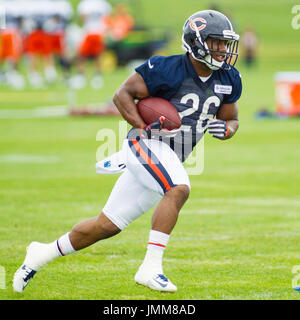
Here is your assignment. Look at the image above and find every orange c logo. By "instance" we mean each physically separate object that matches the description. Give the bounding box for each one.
[190,18,207,31]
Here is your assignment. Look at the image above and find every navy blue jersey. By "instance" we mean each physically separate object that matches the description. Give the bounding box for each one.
[134,53,242,162]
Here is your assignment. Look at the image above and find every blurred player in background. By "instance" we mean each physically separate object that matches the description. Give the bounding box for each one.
[24,3,52,88]
[104,4,135,41]
[0,1,25,90]
[42,0,73,84]
[68,0,111,90]
[14,10,242,293]
[241,25,258,68]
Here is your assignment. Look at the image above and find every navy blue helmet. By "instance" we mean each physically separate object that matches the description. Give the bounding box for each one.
[182,10,239,70]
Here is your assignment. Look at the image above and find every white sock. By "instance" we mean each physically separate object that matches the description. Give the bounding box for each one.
[23,233,76,271]
[56,232,76,256]
[141,230,170,274]
[24,240,64,271]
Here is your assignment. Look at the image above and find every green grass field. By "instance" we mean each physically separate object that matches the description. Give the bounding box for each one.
[1,0,300,300]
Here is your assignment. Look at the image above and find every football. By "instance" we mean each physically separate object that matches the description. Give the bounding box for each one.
[137,97,181,130]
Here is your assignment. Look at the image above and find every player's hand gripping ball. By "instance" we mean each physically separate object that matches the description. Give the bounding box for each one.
[140,116,165,139]
[137,116,180,140]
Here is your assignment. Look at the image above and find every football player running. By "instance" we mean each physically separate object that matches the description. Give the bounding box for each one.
[13,10,242,293]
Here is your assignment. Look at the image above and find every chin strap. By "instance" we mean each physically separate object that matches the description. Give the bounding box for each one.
[191,51,223,70]
[203,55,224,70]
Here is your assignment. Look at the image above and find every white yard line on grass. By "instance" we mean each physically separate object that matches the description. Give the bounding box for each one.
[172,231,300,242]
[190,197,300,207]
[0,154,60,163]
[0,105,69,119]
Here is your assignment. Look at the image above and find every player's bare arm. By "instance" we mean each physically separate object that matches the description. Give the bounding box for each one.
[216,102,239,140]
[113,73,149,129]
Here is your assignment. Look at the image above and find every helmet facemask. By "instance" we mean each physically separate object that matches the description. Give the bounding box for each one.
[202,35,239,70]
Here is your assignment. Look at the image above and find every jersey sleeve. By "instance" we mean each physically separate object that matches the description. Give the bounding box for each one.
[135,55,184,100]
[223,69,242,104]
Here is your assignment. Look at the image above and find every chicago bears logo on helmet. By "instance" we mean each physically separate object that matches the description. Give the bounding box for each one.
[189,18,207,31]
